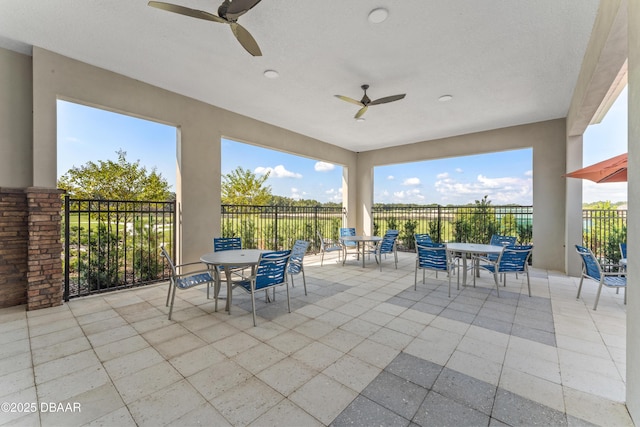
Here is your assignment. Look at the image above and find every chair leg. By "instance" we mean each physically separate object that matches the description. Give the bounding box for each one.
[493,272,500,297]
[448,268,452,298]
[593,282,604,310]
[576,276,585,299]
[624,287,627,305]
[168,285,177,320]
[320,252,325,266]
[525,270,531,297]
[250,288,257,326]
[286,283,291,313]
[165,279,173,307]
[394,250,398,269]
[414,264,418,290]
[302,269,307,295]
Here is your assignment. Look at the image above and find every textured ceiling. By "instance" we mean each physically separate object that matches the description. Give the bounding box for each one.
[0,0,600,152]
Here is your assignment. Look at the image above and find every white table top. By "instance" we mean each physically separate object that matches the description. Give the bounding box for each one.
[340,235,383,243]
[445,242,504,254]
[200,249,266,266]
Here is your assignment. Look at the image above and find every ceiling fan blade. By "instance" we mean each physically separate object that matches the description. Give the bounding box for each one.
[225,0,262,20]
[230,22,262,56]
[335,95,365,107]
[355,106,368,119]
[148,1,226,23]
[369,94,406,105]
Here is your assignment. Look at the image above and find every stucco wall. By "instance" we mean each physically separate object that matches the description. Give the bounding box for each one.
[626,0,638,421]
[0,49,33,188]
[358,119,568,272]
[30,48,356,264]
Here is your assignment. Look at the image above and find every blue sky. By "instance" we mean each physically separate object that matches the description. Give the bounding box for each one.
[57,87,628,205]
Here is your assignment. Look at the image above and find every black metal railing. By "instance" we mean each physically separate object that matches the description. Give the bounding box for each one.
[62,199,625,299]
[221,205,346,252]
[373,205,533,251]
[582,208,627,264]
[63,196,175,300]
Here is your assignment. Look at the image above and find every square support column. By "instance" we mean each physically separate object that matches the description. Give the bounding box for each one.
[25,187,64,310]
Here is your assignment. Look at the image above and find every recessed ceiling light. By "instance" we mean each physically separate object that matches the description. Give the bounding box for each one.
[263,69,279,79]
[368,8,388,24]
[438,95,453,102]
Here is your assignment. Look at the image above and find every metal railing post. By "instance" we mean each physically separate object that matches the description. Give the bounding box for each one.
[64,195,70,302]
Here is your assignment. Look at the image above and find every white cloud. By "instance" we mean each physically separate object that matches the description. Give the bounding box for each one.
[254,165,302,178]
[63,137,82,144]
[524,170,533,176]
[455,168,463,173]
[392,188,425,202]
[387,175,395,180]
[402,177,421,186]
[582,181,627,203]
[436,172,449,179]
[290,187,308,200]
[434,173,532,205]
[314,161,335,172]
[325,187,343,202]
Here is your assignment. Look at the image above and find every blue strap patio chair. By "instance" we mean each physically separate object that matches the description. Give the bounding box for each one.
[230,250,292,326]
[619,242,627,272]
[415,242,455,297]
[576,245,626,310]
[288,240,309,295]
[374,229,399,271]
[213,237,242,252]
[414,233,433,245]
[317,230,342,266]
[160,245,215,320]
[486,234,517,261]
[212,237,245,292]
[474,244,533,297]
[474,234,518,281]
[340,227,358,261]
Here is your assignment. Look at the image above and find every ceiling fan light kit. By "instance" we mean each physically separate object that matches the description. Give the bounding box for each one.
[147,0,263,56]
[335,84,406,119]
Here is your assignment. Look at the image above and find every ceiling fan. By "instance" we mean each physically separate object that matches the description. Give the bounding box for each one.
[148,0,263,56]
[335,84,406,119]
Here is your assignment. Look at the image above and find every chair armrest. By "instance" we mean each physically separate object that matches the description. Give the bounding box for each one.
[602,270,626,277]
[175,268,213,279]
[474,255,495,264]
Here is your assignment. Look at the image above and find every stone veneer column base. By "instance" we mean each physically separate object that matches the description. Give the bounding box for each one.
[25,188,64,311]
[0,188,29,308]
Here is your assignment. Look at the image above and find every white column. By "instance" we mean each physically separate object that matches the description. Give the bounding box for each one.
[565,135,584,276]
[626,0,639,421]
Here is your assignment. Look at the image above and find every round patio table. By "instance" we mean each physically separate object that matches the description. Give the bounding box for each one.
[340,235,383,268]
[200,249,266,313]
[445,243,504,285]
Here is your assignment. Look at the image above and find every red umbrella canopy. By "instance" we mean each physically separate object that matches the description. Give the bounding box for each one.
[565,153,627,183]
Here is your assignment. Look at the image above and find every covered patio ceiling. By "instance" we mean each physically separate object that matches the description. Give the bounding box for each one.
[0,0,600,152]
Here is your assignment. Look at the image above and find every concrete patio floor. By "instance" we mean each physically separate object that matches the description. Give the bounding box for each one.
[0,251,631,426]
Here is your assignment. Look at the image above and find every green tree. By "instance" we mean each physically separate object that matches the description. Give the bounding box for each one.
[59,150,172,292]
[58,149,172,201]
[221,166,272,205]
